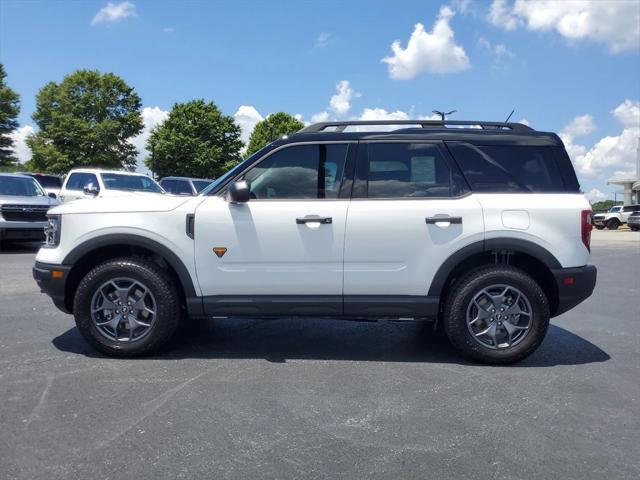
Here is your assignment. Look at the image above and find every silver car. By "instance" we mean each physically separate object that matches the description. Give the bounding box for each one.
[0,173,60,247]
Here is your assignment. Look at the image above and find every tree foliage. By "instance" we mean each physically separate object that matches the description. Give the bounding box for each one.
[246,112,304,155]
[145,99,243,179]
[25,70,143,173]
[0,63,21,166]
[591,200,621,211]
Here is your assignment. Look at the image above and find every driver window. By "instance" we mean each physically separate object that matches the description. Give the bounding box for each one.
[244,144,348,199]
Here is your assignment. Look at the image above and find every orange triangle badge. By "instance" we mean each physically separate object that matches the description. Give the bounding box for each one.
[213,247,227,258]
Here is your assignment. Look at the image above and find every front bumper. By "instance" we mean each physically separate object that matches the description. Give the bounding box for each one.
[0,223,46,241]
[592,216,606,227]
[32,261,72,314]
[551,265,597,317]
[627,218,640,227]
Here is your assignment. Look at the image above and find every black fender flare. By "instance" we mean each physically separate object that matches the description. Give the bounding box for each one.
[427,238,562,297]
[62,234,197,297]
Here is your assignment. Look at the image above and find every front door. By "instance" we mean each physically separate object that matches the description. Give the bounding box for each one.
[343,141,484,317]
[194,142,354,316]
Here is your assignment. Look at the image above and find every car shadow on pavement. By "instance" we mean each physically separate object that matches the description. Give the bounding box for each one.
[52,318,610,367]
[0,241,41,254]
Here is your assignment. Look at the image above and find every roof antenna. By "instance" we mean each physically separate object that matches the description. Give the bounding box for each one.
[432,110,456,121]
[504,109,515,125]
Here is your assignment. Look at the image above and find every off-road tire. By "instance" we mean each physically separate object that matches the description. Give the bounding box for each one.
[443,265,550,364]
[606,219,621,230]
[73,257,181,357]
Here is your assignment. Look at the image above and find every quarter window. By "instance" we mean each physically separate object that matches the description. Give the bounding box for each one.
[447,143,565,193]
[362,143,466,198]
[244,144,348,199]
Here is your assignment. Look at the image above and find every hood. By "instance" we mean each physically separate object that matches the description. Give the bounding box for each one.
[0,195,59,207]
[49,194,194,215]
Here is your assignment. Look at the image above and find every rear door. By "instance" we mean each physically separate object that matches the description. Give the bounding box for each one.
[343,141,484,316]
[194,142,355,316]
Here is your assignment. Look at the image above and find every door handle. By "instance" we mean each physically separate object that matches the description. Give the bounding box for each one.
[425,216,462,225]
[296,216,332,225]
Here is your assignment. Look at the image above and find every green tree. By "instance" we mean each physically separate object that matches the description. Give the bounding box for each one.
[246,112,304,155]
[145,99,242,178]
[26,70,143,173]
[0,63,21,166]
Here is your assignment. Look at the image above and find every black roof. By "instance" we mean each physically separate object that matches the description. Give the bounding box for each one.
[279,120,563,147]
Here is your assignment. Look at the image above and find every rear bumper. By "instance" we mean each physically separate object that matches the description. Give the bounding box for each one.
[32,261,72,314]
[551,265,597,317]
[627,218,640,227]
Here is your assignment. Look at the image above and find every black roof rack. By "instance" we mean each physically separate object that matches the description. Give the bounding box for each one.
[299,120,533,133]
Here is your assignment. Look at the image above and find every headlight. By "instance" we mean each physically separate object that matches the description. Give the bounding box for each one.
[44,215,61,247]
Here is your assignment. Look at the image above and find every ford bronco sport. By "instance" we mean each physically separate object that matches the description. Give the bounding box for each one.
[33,120,597,364]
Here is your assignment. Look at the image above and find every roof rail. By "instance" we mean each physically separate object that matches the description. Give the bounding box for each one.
[299,120,534,133]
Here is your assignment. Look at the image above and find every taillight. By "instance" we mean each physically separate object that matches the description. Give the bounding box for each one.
[581,210,593,252]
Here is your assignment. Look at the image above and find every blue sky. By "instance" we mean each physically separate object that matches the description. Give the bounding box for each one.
[1,0,639,200]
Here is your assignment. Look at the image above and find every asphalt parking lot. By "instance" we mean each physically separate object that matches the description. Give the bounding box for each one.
[1,230,639,480]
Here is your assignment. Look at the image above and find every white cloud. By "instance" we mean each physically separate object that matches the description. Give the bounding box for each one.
[130,106,169,173]
[313,32,332,49]
[311,111,330,123]
[91,2,137,25]
[329,80,359,117]
[561,114,595,138]
[9,125,34,164]
[561,100,640,178]
[382,5,471,79]
[163,27,175,34]
[584,188,607,203]
[311,80,360,122]
[358,108,411,121]
[233,105,264,146]
[612,99,640,128]
[488,0,640,53]
[488,0,521,30]
[517,118,530,126]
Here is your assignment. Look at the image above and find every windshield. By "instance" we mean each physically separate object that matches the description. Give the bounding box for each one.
[609,206,621,212]
[0,176,45,197]
[192,180,213,193]
[31,175,62,188]
[101,173,164,193]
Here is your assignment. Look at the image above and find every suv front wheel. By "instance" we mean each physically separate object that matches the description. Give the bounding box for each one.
[443,265,550,364]
[73,257,181,357]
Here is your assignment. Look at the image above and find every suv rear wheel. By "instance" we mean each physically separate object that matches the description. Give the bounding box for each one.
[443,265,550,364]
[73,257,181,357]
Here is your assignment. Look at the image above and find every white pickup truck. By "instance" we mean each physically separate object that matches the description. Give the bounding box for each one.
[593,204,640,230]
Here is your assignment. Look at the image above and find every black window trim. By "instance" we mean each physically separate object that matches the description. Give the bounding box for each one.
[352,140,472,201]
[217,141,358,202]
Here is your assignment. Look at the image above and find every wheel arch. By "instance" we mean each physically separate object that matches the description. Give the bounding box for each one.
[62,234,197,313]
[429,239,562,317]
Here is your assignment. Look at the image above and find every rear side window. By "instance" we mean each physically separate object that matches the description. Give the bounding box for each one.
[172,180,192,195]
[447,143,566,193]
[65,173,98,191]
[359,143,468,198]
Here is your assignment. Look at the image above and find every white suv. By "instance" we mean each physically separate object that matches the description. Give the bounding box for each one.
[58,168,165,203]
[33,120,597,364]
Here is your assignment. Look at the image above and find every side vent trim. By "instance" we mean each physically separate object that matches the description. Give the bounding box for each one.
[186,214,195,239]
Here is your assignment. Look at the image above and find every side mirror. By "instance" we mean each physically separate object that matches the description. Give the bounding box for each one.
[227,180,250,203]
[47,192,57,199]
[83,183,100,197]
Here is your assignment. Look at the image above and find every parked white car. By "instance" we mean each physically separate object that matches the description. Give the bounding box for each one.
[34,120,597,364]
[593,204,640,230]
[58,169,165,203]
